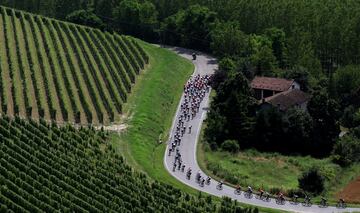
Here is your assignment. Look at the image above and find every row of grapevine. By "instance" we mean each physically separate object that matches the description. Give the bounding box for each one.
[60,22,107,123]
[79,27,123,114]
[10,9,32,117]
[105,32,137,83]
[21,13,49,120]
[131,38,149,64]
[0,6,149,124]
[51,20,94,123]
[0,116,254,213]
[0,14,7,114]
[26,13,57,120]
[94,29,132,92]
[35,16,70,121]
[115,34,141,74]
[123,36,146,69]
[44,18,79,122]
[87,28,128,102]
[1,8,21,116]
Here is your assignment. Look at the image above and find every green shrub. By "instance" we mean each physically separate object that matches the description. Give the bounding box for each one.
[332,134,360,166]
[298,167,324,195]
[221,140,240,153]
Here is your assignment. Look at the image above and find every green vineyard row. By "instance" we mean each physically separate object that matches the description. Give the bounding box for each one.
[0,6,148,124]
[0,116,253,213]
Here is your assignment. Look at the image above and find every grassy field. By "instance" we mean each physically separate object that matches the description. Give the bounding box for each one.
[0,6,146,124]
[197,128,360,205]
[110,42,198,193]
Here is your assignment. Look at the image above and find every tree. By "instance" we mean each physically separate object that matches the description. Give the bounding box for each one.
[66,9,104,29]
[211,57,236,90]
[221,140,240,153]
[113,0,158,40]
[210,21,249,57]
[307,89,340,157]
[298,167,325,195]
[249,35,277,76]
[284,108,314,154]
[205,72,256,149]
[264,27,287,68]
[204,108,227,150]
[254,107,285,152]
[333,65,360,106]
[162,4,217,50]
[332,134,360,167]
[341,105,360,128]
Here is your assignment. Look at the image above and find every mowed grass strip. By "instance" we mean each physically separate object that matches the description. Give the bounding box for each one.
[111,42,196,191]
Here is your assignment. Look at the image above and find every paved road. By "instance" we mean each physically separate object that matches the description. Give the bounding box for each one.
[163,46,360,213]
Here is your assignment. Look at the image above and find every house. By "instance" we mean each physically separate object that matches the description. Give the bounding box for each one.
[259,89,310,112]
[251,76,300,100]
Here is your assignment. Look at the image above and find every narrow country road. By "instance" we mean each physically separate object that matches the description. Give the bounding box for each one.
[163,46,360,213]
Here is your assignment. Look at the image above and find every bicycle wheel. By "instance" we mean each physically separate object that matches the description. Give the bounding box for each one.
[234,189,241,195]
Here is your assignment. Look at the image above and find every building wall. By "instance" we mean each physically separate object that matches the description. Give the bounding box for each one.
[291,82,300,90]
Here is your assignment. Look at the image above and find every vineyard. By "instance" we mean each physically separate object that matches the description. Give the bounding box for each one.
[0,6,148,124]
[0,116,253,213]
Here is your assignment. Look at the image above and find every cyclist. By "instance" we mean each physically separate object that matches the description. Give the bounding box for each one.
[247,186,253,194]
[304,194,311,205]
[320,197,327,206]
[201,178,205,187]
[292,194,299,203]
[218,180,224,189]
[186,168,192,179]
[181,164,186,172]
[188,125,192,134]
[259,188,264,199]
[192,52,197,60]
[277,192,284,203]
[206,176,211,185]
[337,198,346,208]
[339,198,345,204]
[196,171,201,182]
[235,185,241,194]
[172,162,176,172]
[265,191,270,201]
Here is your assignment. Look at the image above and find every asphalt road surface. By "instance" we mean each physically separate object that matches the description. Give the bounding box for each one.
[163,46,360,213]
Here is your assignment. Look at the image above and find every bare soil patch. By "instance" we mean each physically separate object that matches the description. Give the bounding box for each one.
[337,176,360,203]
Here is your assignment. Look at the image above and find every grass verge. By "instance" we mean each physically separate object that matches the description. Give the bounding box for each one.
[110,42,198,194]
[197,123,360,206]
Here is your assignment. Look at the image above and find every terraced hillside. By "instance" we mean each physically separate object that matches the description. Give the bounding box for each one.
[0,116,253,213]
[0,6,148,124]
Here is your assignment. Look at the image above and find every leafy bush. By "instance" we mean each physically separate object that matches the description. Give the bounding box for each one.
[298,167,324,195]
[332,134,360,166]
[221,140,240,153]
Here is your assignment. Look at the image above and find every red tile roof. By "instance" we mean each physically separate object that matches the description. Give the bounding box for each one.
[251,76,294,92]
[262,89,310,111]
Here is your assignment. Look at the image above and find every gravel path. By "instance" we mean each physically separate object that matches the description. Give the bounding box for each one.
[163,46,360,213]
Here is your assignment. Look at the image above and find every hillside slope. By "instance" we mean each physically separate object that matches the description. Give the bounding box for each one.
[0,116,253,213]
[0,6,148,124]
